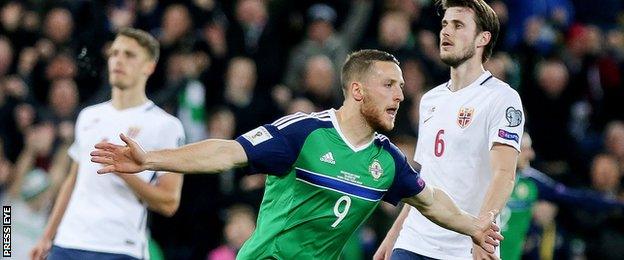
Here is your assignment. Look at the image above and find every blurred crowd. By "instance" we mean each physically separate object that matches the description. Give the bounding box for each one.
[1,0,624,259]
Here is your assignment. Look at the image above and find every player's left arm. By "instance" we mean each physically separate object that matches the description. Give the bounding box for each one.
[471,143,517,259]
[474,88,524,259]
[479,143,518,218]
[480,88,524,218]
[117,173,182,216]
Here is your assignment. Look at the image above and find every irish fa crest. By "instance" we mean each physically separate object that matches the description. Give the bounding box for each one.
[457,107,475,129]
[369,160,383,180]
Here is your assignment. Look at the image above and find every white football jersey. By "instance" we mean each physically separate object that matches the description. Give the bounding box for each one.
[54,101,185,259]
[394,71,524,259]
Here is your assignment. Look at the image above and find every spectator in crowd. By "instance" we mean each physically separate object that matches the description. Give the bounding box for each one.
[282,1,372,91]
[571,153,624,260]
[207,204,256,260]
[300,55,340,110]
[523,59,576,177]
[222,56,279,136]
[604,121,624,171]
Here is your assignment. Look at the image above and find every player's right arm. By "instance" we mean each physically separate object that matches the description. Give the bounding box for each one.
[402,185,503,253]
[92,133,248,174]
[94,113,325,176]
[30,162,78,260]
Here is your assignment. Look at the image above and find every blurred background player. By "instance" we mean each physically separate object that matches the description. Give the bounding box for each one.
[500,133,624,260]
[30,28,185,260]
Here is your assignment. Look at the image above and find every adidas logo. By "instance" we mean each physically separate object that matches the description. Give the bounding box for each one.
[320,152,336,165]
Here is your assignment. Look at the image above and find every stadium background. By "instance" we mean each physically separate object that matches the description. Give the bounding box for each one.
[0,0,623,259]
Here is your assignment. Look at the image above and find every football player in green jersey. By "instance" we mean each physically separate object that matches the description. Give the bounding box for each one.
[91,49,503,259]
[500,134,624,260]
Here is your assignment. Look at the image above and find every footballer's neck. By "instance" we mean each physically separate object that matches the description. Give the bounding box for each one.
[448,56,485,92]
[335,102,375,148]
[111,84,148,110]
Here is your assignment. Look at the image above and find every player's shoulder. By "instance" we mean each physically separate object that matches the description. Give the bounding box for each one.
[374,133,404,159]
[76,101,112,120]
[270,110,334,132]
[144,103,184,130]
[422,82,450,99]
[481,75,520,97]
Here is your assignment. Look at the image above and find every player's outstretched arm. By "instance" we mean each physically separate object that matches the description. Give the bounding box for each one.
[91,133,247,174]
[402,185,503,254]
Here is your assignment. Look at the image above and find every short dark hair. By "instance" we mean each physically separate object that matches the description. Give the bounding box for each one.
[341,49,399,91]
[116,28,160,62]
[440,0,499,63]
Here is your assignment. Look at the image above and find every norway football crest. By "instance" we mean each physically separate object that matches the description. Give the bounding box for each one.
[457,107,475,129]
[369,160,383,180]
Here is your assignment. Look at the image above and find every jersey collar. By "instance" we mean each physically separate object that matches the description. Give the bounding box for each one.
[328,109,375,153]
[445,70,493,93]
[107,100,155,113]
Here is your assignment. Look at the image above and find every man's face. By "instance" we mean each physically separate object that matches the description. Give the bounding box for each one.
[439,7,479,67]
[591,156,621,192]
[360,61,405,132]
[107,36,154,90]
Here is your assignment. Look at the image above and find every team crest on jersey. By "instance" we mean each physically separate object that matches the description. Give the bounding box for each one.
[515,182,529,199]
[369,160,383,180]
[457,107,475,129]
[126,126,141,138]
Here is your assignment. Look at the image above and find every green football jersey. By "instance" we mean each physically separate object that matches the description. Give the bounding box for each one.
[235,110,425,259]
[500,174,539,260]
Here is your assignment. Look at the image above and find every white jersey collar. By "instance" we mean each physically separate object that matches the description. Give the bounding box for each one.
[328,108,375,153]
[445,70,493,93]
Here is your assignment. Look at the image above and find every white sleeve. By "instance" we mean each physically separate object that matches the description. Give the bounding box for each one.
[487,89,524,152]
[414,97,426,164]
[67,111,84,161]
[157,118,186,150]
[154,118,186,177]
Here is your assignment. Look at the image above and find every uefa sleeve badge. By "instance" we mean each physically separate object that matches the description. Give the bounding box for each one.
[505,107,522,127]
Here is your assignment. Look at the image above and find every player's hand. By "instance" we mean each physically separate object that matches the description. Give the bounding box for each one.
[30,237,52,260]
[471,210,503,255]
[91,133,147,174]
[472,243,499,260]
[373,235,394,260]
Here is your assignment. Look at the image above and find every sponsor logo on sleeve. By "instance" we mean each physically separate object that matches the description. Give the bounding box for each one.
[505,107,523,127]
[498,129,519,143]
[242,126,273,146]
